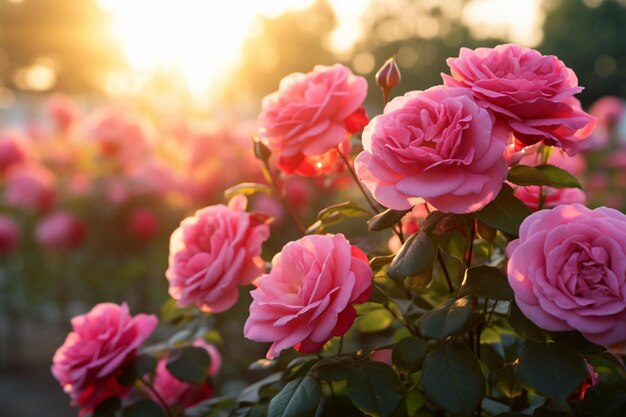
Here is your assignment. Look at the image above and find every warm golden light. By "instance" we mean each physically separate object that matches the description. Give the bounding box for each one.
[98,0,318,98]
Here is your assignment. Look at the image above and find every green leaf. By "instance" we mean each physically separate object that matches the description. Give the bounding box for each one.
[369,255,395,273]
[93,397,121,417]
[368,208,411,231]
[514,342,588,406]
[118,354,158,386]
[421,211,470,237]
[268,376,320,417]
[476,184,531,236]
[224,182,272,201]
[388,231,437,282]
[549,331,605,355]
[357,308,393,333]
[184,396,236,417]
[507,164,582,189]
[392,337,428,373]
[238,372,283,404]
[166,346,211,385]
[347,361,405,417]
[417,297,474,339]
[312,355,358,381]
[508,302,547,342]
[494,365,523,398]
[249,358,276,371]
[122,400,165,417]
[318,201,370,220]
[421,342,485,416]
[459,265,514,300]
[160,298,197,324]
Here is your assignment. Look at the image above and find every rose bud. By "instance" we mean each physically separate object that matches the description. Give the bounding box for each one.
[376,56,401,102]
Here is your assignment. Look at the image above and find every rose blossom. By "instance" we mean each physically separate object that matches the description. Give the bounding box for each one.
[586,96,625,149]
[35,211,86,250]
[355,86,508,214]
[47,94,80,132]
[507,204,626,346]
[0,215,20,254]
[0,129,32,176]
[152,340,222,408]
[443,44,596,154]
[166,196,271,313]
[244,234,372,359]
[3,164,56,211]
[51,303,158,415]
[257,64,368,176]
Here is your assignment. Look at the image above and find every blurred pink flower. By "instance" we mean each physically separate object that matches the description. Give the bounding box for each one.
[166,196,271,313]
[585,96,625,149]
[47,94,80,132]
[35,211,85,251]
[244,234,372,359]
[3,164,56,211]
[0,129,32,176]
[507,204,626,347]
[258,64,368,176]
[152,340,221,408]
[84,107,153,169]
[0,215,20,254]
[129,208,159,241]
[51,303,158,415]
[355,86,508,213]
[443,44,596,155]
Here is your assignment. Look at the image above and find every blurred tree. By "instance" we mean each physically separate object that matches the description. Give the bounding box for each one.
[0,0,123,94]
[352,0,504,107]
[223,0,338,106]
[540,0,626,104]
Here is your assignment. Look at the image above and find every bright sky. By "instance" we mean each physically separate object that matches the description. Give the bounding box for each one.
[98,0,542,100]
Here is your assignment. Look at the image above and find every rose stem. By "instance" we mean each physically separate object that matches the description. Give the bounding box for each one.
[336,146,380,214]
[140,377,175,417]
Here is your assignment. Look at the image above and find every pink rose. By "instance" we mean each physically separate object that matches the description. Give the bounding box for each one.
[244,234,372,359]
[0,215,20,254]
[51,303,158,415]
[152,340,221,408]
[129,208,159,241]
[443,44,596,154]
[507,204,626,346]
[0,129,32,176]
[35,211,86,250]
[355,86,508,213]
[3,164,56,211]
[587,96,626,149]
[84,107,152,169]
[258,64,368,176]
[166,196,271,313]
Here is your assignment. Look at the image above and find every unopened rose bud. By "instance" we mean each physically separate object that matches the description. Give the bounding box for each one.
[376,56,401,103]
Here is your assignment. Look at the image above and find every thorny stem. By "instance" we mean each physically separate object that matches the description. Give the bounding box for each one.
[338,335,344,355]
[140,377,175,417]
[466,220,476,269]
[437,250,454,294]
[261,159,306,234]
[336,146,380,214]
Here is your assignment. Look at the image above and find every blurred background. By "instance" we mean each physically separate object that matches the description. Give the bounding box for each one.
[1,0,626,415]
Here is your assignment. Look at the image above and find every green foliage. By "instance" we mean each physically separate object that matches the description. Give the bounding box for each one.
[224,183,272,202]
[368,208,411,231]
[388,231,437,283]
[507,164,582,189]
[421,342,485,416]
[268,377,321,417]
[392,337,428,373]
[122,400,165,417]
[166,346,212,385]
[347,361,405,417]
[459,266,514,301]
[417,297,475,340]
[514,342,588,406]
[477,184,531,236]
